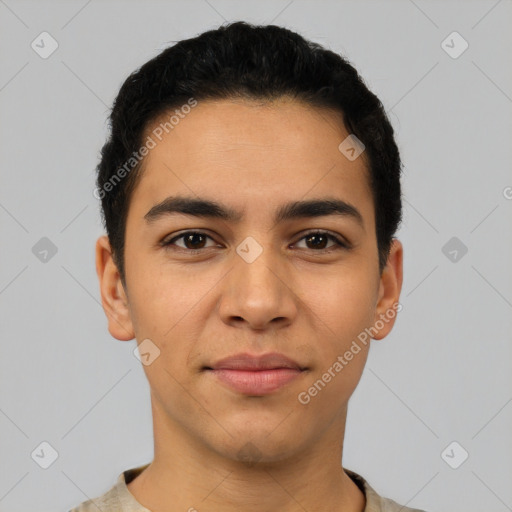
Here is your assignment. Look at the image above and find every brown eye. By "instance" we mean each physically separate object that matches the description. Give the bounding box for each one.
[162,231,217,251]
[304,233,329,250]
[294,231,348,251]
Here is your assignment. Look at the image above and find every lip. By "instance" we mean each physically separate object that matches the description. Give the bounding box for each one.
[204,352,307,395]
[207,352,304,371]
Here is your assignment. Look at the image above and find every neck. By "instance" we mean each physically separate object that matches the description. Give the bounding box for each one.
[127,397,366,512]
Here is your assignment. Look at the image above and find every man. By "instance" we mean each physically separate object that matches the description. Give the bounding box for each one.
[71,21,426,512]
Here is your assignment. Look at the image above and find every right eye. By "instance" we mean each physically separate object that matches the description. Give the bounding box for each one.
[161,231,220,252]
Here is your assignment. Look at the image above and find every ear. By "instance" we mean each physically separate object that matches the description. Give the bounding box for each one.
[371,238,403,340]
[95,235,135,341]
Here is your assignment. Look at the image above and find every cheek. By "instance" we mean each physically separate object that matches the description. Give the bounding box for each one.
[127,272,212,379]
[127,264,194,337]
[297,285,373,412]
[303,270,377,347]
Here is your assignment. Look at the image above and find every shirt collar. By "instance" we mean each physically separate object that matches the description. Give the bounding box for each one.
[116,464,384,512]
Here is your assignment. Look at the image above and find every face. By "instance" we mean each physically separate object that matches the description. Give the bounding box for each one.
[96,97,403,464]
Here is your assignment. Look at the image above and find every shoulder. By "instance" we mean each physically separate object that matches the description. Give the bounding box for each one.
[345,468,428,512]
[68,483,123,511]
[377,495,428,512]
[68,464,151,512]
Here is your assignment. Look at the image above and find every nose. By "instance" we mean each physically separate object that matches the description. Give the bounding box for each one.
[217,242,298,332]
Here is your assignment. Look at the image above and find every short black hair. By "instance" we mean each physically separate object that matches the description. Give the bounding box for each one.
[96,21,402,283]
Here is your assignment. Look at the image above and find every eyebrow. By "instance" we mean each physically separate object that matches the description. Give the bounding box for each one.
[144,195,365,230]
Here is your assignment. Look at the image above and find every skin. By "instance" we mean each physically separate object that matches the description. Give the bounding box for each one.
[96,97,403,512]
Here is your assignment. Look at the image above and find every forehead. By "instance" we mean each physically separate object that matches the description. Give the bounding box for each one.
[130,98,374,229]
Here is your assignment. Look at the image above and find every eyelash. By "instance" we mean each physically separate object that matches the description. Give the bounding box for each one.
[160,230,349,253]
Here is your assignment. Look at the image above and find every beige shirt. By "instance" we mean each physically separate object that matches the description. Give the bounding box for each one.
[69,464,427,512]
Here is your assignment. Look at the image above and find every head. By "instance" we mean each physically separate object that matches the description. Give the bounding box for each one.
[96,21,403,465]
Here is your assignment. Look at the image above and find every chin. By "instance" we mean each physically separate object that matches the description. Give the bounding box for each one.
[211,427,304,467]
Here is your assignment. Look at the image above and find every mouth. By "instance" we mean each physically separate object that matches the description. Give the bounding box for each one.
[203,352,308,395]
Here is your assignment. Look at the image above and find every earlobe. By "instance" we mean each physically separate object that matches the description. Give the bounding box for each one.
[95,235,135,341]
[372,238,403,341]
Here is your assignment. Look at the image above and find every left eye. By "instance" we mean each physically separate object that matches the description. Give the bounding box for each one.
[293,231,347,251]
[161,230,347,252]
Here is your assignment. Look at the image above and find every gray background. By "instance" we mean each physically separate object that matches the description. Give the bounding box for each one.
[1,1,511,511]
